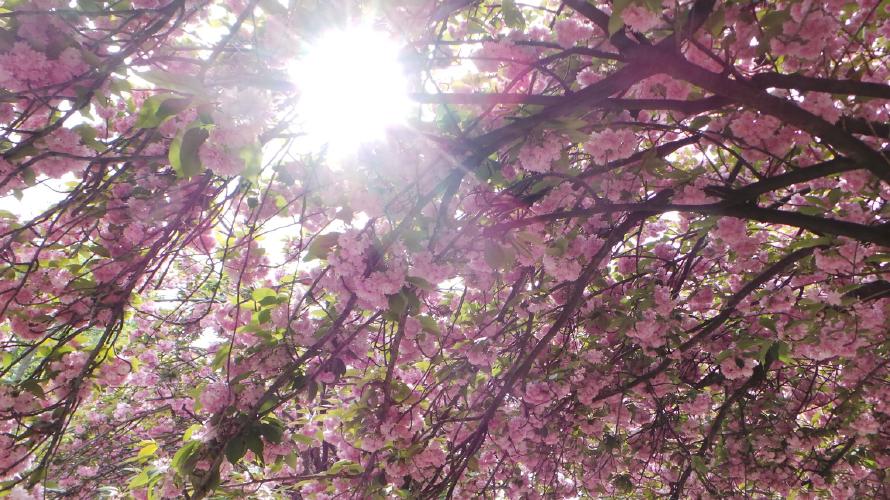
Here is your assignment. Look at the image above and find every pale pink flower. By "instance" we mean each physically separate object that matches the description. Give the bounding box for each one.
[621,5,661,33]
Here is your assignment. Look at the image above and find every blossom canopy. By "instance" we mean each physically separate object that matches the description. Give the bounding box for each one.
[0,0,889,499]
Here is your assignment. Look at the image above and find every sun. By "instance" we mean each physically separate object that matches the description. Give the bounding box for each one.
[290,26,412,155]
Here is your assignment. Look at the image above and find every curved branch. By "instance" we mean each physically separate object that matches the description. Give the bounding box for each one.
[705,155,865,201]
[630,48,890,183]
[412,93,731,115]
[488,197,890,246]
[750,72,890,99]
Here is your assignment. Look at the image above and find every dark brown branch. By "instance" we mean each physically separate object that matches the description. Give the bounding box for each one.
[711,203,888,246]
[574,245,816,426]
[411,93,731,114]
[430,0,478,21]
[630,48,890,183]
[843,280,890,301]
[705,155,864,201]
[750,72,890,99]
[487,197,890,246]
[467,62,661,157]
[671,344,780,499]
[435,196,672,496]
[837,117,890,138]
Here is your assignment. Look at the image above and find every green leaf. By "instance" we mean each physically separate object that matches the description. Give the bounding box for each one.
[735,341,761,356]
[239,143,263,183]
[169,124,209,179]
[139,70,205,94]
[168,131,183,174]
[756,341,773,364]
[327,459,363,475]
[245,431,264,460]
[403,288,421,315]
[292,434,314,445]
[20,167,36,187]
[128,469,151,489]
[758,10,791,46]
[789,236,832,250]
[553,118,588,131]
[501,0,525,30]
[211,344,231,369]
[406,276,436,291]
[639,148,667,174]
[418,315,440,334]
[259,295,280,306]
[388,292,406,316]
[304,232,341,261]
[760,10,790,32]
[252,287,277,302]
[866,253,890,264]
[608,12,625,36]
[796,205,824,216]
[484,242,515,269]
[689,116,711,130]
[642,0,661,11]
[230,371,252,385]
[258,397,278,415]
[108,78,132,94]
[759,316,778,333]
[714,350,734,363]
[136,95,190,129]
[177,127,209,178]
[257,308,272,324]
[183,424,203,441]
[5,144,38,161]
[137,442,158,459]
[225,435,248,465]
[607,0,633,36]
[20,380,45,398]
[691,455,708,474]
[72,123,100,148]
[546,237,569,257]
[135,95,166,129]
[258,421,284,444]
[703,7,726,37]
[171,440,202,475]
[775,341,792,364]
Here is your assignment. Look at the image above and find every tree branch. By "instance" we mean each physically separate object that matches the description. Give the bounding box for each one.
[750,72,890,99]
[488,197,890,246]
[630,49,890,183]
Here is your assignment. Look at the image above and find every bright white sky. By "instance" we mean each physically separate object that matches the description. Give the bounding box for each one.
[288,25,413,156]
[0,24,415,345]
[0,175,73,220]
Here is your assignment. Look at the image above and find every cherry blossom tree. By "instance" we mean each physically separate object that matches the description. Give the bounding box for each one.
[1,0,889,498]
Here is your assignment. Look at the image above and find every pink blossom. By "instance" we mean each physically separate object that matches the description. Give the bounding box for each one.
[0,42,49,90]
[628,315,665,349]
[554,18,595,48]
[524,382,551,405]
[517,137,562,173]
[583,128,637,163]
[577,67,601,86]
[720,357,754,380]
[801,92,841,123]
[199,382,233,414]
[199,141,243,177]
[621,5,661,33]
